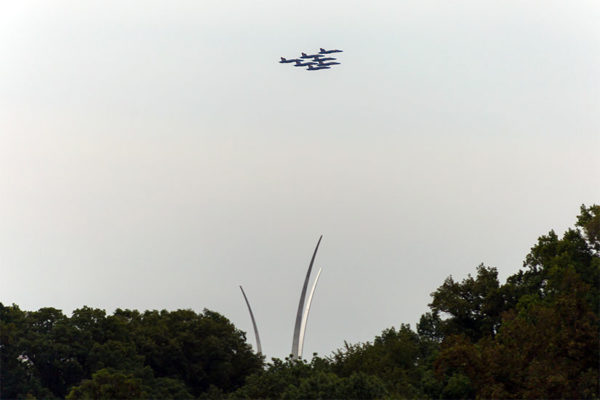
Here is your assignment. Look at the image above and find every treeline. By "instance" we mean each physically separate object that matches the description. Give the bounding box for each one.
[1,205,598,399]
[1,306,263,399]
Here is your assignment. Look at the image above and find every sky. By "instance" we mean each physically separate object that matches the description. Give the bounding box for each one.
[1,0,599,360]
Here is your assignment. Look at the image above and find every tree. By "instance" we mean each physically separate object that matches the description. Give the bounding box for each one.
[66,368,144,399]
[508,205,599,313]
[0,303,55,399]
[230,357,388,400]
[1,306,263,398]
[434,204,600,398]
[429,265,506,341]
[282,371,387,400]
[329,325,436,398]
[477,263,599,398]
[129,308,263,396]
[576,204,600,253]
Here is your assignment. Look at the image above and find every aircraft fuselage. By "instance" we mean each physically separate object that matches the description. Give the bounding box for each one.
[307,65,331,71]
[280,57,302,63]
[319,48,343,54]
[295,61,317,67]
[301,52,321,59]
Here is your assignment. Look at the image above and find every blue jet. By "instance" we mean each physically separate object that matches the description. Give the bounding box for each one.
[319,48,343,54]
[301,52,322,59]
[279,57,303,63]
[307,64,331,71]
[316,60,341,66]
[294,60,317,67]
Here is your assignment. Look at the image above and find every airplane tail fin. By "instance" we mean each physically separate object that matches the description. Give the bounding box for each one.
[281,57,285,61]
[320,48,325,52]
[302,52,307,56]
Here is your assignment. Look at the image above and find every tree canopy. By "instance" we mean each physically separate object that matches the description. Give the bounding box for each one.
[0,307,263,399]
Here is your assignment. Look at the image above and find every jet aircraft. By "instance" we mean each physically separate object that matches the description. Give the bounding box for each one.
[279,57,302,63]
[307,65,331,71]
[294,60,317,67]
[319,48,343,54]
[301,52,322,59]
[316,57,336,62]
[316,60,341,66]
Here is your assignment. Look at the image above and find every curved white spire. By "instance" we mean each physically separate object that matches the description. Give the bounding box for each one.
[292,235,322,358]
[298,267,322,359]
[239,285,262,354]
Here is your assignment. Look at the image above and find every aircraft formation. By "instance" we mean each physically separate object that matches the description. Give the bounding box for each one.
[279,48,343,71]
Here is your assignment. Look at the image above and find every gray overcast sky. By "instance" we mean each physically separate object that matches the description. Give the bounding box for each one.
[1,0,599,360]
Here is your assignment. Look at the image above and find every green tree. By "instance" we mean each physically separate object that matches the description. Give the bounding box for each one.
[282,371,387,400]
[576,204,600,253]
[329,325,436,398]
[130,308,263,396]
[429,264,506,341]
[87,340,145,373]
[20,307,85,398]
[229,357,316,399]
[66,368,144,399]
[146,377,194,400]
[434,204,600,398]
[441,372,473,400]
[478,266,599,398]
[231,357,388,400]
[0,303,55,399]
[1,305,263,398]
[507,205,599,313]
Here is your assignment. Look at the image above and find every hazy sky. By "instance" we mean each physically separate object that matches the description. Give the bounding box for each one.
[1,1,599,359]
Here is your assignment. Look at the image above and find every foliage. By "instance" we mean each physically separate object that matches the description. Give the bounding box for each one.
[429,264,507,341]
[0,307,262,399]
[66,368,144,399]
[328,325,437,398]
[433,204,600,398]
[229,357,387,400]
